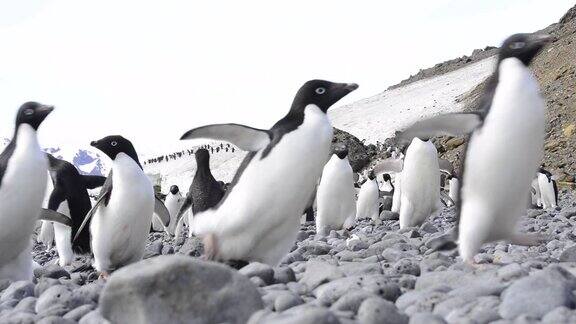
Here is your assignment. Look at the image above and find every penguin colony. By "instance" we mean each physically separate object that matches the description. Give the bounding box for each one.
[0,32,559,282]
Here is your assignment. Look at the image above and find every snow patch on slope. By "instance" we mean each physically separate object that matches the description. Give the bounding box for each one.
[329,57,496,144]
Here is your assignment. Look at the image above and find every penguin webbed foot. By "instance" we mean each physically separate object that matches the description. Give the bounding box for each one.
[99,271,110,281]
[509,232,549,246]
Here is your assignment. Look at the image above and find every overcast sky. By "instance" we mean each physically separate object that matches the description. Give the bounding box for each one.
[0,0,573,153]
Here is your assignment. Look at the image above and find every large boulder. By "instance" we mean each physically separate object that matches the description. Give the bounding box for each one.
[99,255,264,324]
[331,128,376,172]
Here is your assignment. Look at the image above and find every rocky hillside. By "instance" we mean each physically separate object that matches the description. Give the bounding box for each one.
[427,5,576,182]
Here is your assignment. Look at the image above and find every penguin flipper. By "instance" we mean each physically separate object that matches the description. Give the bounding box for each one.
[154,196,171,227]
[82,175,107,189]
[39,209,72,227]
[373,159,404,175]
[180,124,272,152]
[74,187,111,242]
[439,191,455,207]
[397,112,482,143]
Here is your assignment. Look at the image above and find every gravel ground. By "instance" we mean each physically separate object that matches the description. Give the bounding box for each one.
[1,190,575,323]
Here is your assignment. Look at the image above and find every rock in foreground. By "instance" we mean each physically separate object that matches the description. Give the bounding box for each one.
[99,255,264,324]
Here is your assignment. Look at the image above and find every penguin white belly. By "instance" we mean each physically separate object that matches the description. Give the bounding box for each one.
[399,139,440,229]
[449,178,459,203]
[538,174,556,209]
[91,155,154,272]
[316,156,356,234]
[165,193,184,234]
[531,178,542,207]
[53,201,73,266]
[356,179,379,220]
[0,125,47,280]
[459,58,545,261]
[193,105,333,265]
[391,175,402,213]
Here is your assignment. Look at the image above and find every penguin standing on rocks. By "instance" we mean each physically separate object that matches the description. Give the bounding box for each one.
[356,170,379,221]
[76,135,170,277]
[398,138,441,229]
[537,168,558,209]
[0,103,71,281]
[316,146,357,234]
[151,185,185,234]
[398,33,552,262]
[177,149,225,232]
[447,175,459,206]
[43,155,106,266]
[179,80,358,265]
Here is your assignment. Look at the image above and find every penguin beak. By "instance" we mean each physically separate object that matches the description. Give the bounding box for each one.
[37,105,54,121]
[529,33,555,46]
[343,83,359,92]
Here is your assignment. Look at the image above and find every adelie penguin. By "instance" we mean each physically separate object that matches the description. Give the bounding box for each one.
[176,148,225,238]
[398,33,552,262]
[180,80,358,265]
[355,170,379,221]
[316,146,357,235]
[537,168,558,209]
[41,155,106,266]
[75,135,170,278]
[152,185,185,235]
[0,103,71,281]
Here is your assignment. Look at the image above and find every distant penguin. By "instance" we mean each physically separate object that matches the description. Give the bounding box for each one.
[43,155,106,266]
[398,138,440,229]
[38,220,55,249]
[77,136,170,277]
[0,103,71,281]
[538,168,558,209]
[380,173,394,194]
[530,177,542,208]
[447,175,459,206]
[356,170,379,221]
[153,185,185,235]
[316,147,357,235]
[398,33,552,262]
[177,149,225,229]
[391,174,402,213]
[179,80,358,265]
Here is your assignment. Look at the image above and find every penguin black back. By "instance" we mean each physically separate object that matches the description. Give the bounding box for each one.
[47,154,106,253]
[190,148,224,214]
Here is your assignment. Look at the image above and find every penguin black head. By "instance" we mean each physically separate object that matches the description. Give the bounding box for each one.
[15,102,54,130]
[195,148,210,166]
[367,170,375,180]
[334,146,348,159]
[383,173,391,182]
[499,33,553,66]
[169,185,179,195]
[90,135,139,164]
[292,80,358,113]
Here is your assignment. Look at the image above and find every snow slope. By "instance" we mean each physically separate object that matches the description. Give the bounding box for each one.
[142,143,246,193]
[329,57,496,144]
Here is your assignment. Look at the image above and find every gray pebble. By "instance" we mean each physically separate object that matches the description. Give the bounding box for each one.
[357,297,408,324]
[1,281,35,303]
[37,316,76,324]
[240,262,275,285]
[408,312,447,324]
[63,304,96,322]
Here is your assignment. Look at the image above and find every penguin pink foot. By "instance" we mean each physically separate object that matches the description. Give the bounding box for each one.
[99,271,110,281]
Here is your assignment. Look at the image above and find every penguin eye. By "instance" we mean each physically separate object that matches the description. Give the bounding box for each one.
[24,109,34,116]
[315,87,326,95]
[510,42,526,50]
[110,141,118,147]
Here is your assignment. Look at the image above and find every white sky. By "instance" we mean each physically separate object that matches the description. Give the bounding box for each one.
[0,0,573,153]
